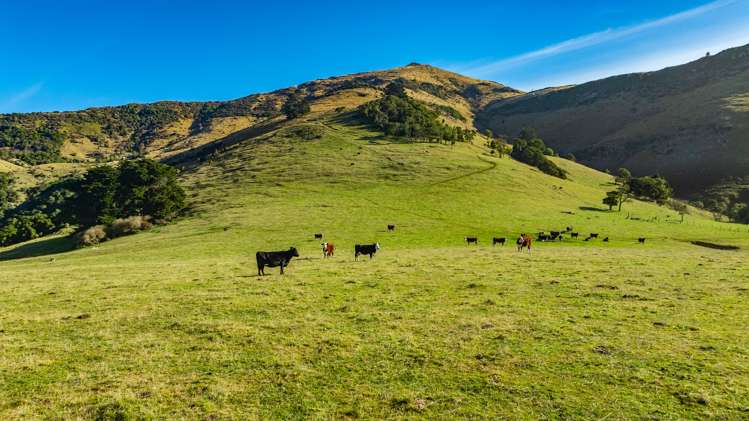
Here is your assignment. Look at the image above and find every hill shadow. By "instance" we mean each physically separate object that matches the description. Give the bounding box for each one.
[0,235,77,261]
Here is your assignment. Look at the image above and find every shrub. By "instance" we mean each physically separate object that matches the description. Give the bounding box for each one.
[281,93,311,119]
[286,125,324,140]
[77,225,107,247]
[107,215,152,238]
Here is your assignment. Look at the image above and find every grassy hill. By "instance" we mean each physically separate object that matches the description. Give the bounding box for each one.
[1,108,747,418]
[477,43,749,203]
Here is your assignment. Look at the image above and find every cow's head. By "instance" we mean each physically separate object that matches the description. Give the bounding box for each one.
[375,242,381,250]
[290,247,299,257]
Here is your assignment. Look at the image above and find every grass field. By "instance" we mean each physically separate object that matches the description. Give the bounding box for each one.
[1,116,748,419]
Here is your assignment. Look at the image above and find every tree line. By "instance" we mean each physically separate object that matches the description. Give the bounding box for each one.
[0,159,185,247]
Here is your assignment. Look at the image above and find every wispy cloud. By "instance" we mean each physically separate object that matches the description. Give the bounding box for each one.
[0,82,44,113]
[453,0,738,78]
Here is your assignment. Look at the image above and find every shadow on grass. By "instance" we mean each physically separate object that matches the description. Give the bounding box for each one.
[579,206,609,212]
[0,235,77,261]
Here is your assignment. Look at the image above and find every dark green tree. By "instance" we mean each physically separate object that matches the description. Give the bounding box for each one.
[281,93,311,119]
[0,173,19,213]
[629,176,673,204]
[116,159,186,219]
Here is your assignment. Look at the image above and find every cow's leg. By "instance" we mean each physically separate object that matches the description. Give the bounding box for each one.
[258,265,264,276]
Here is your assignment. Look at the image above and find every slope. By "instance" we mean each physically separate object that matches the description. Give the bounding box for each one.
[0,112,747,418]
[477,43,749,199]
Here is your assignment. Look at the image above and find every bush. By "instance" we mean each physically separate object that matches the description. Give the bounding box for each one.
[107,215,152,238]
[281,93,311,119]
[286,125,324,140]
[77,225,107,247]
[629,176,673,204]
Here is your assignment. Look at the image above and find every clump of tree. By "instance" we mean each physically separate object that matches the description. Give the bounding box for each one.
[602,167,673,211]
[0,125,66,164]
[484,129,508,158]
[510,129,567,179]
[0,173,19,216]
[358,83,475,143]
[281,93,311,119]
[0,159,185,247]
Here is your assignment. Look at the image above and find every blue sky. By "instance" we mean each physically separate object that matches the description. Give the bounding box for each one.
[2,0,749,113]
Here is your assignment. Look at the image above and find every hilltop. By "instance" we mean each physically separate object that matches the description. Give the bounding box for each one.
[477,43,749,207]
[0,64,520,165]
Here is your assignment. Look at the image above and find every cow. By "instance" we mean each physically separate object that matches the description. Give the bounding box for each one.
[314,233,323,240]
[355,243,380,260]
[549,231,561,241]
[493,237,506,246]
[465,237,478,245]
[638,237,646,244]
[565,226,573,232]
[538,234,550,242]
[590,233,599,239]
[387,224,396,232]
[570,232,579,239]
[603,237,609,242]
[256,247,299,276]
[517,234,532,252]
[321,242,335,258]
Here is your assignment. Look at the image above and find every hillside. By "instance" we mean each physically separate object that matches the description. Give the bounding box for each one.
[0,64,520,166]
[1,112,748,418]
[477,43,749,203]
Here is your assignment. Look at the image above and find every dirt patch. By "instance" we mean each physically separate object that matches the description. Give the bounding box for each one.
[690,241,739,251]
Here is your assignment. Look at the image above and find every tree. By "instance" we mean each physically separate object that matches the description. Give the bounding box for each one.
[629,176,672,204]
[75,165,119,226]
[281,93,311,119]
[0,173,19,214]
[510,130,567,179]
[616,168,632,184]
[116,159,185,219]
[603,192,619,210]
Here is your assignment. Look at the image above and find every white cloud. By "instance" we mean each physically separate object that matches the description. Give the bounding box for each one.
[0,82,44,113]
[452,0,739,79]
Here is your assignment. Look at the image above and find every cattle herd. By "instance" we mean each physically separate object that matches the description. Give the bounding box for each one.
[255,225,647,275]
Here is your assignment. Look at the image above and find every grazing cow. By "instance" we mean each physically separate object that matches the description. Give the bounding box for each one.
[493,237,506,246]
[570,232,579,238]
[256,247,299,276]
[638,237,646,244]
[538,234,550,242]
[603,237,609,242]
[321,242,335,258]
[517,234,532,252]
[355,243,380,260]
[465,236,478,245]
[584,237,592,241]
[387,224,396,232]
[590,233,599,239]
[314,233,323,240]
[549,231,561,241]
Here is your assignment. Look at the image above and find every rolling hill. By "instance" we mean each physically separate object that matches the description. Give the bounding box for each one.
[0,56,748,418]
[477,43,749,205]
[2,89,749,417]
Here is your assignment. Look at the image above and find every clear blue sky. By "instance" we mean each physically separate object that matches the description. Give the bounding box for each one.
[2,0,749,113]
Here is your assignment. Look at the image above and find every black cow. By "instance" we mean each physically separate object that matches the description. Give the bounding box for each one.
[314,233,323,240]
[538,234,550,241]
[256,247,299,276]
[638,237,646,244]
[603,237,609,242]
[570,232,579,238]
[387,224,396,231]
[493,237,506,246]
[465,237,478,245]
[590,233,599,239]
[355,243,380,260]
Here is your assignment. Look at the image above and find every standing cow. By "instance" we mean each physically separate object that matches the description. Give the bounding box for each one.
[321,242,335,258]
[355,243,380,261]
[493,237,506,246]
[256,247,299,275]
[517,234,532,252]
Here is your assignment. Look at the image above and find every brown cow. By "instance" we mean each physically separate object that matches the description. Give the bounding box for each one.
[321,242,335,258]
[517,234,532,252]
